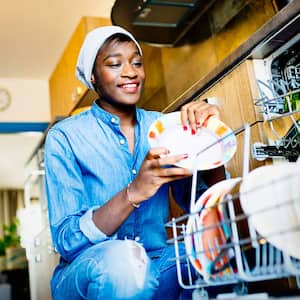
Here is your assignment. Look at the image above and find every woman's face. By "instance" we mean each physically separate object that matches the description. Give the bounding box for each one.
[93,39,145,107]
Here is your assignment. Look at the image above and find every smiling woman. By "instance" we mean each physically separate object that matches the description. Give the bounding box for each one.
[44,24,223,300]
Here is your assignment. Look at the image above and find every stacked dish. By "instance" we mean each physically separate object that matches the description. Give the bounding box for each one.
[185,178,242,280]
[239,162,300,259]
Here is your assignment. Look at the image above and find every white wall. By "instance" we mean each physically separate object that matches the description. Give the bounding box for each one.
[0,78,50,122]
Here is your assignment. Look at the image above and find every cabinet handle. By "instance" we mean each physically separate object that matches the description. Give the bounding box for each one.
[34,254,42,263]
[47,245,55,254]
[34,238,41,247]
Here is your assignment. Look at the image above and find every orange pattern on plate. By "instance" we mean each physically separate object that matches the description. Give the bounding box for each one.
[149,131,156,138]
[155,120,164,134]
[215,125,228,136]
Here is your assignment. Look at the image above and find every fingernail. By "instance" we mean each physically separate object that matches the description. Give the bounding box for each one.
[191,129,196,135]
[183,125,188,131]
[196,121,201,127]
[182,153,189,159]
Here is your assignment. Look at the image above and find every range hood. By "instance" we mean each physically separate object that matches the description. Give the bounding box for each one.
[111,0,217,46]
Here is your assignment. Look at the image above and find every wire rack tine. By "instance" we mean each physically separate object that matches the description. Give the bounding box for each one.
[254,87,300,106]
[243,124,250,178]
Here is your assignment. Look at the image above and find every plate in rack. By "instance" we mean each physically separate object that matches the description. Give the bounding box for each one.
[185,178,242,279]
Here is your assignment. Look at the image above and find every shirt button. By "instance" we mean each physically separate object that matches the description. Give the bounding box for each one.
[135,236,140,242]
[119,139,125,145]
[111,117,117,123]
[132,169,137,175]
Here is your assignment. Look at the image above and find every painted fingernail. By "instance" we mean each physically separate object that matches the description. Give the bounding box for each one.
[183,153,189,159]
[191,129,196,135]
[183,125,188,131]
[196,121,201,126]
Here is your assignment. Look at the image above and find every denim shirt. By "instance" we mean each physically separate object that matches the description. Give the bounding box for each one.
[45,101,207,265]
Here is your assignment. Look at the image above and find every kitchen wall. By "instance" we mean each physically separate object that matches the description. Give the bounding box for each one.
[0,78,50,122]
[0,78,50,189]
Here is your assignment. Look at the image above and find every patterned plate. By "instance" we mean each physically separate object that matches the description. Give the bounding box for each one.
[185,178,242,279]
[148,112,237,170]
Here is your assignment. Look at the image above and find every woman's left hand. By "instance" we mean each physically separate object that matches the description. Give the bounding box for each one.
[180,99,220,134]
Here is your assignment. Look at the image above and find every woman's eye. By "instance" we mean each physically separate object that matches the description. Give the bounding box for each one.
[109,63,121,68]
[133,62,142,67]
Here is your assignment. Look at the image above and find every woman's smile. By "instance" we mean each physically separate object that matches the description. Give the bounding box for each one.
[118,81,140,93]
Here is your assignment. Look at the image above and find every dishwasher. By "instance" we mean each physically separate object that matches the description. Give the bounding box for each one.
[166,22,300,300]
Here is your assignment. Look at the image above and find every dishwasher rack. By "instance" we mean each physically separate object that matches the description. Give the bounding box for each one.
[166,187,300,290]
[165,124,300,297]
[253,83,300,161]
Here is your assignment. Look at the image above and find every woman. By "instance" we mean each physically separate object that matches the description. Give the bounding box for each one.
[45,25,224,299]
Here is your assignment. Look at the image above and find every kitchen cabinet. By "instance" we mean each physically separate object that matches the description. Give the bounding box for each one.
[23,166,59,300]
[138,0,277,111]
[49,1,277,118]
[167,59,265,223]
[199,59,265,178]
[49,17,111,120]
[27,226,58,300]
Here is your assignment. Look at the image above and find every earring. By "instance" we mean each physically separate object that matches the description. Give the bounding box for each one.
[91,74,96,84]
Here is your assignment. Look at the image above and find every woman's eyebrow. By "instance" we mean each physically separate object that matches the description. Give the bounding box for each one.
[103,53,122,61]
[103,51,141,61]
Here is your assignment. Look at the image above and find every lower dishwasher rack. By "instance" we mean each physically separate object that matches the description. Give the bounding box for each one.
[165,121,300,298]
[166,190,300,297]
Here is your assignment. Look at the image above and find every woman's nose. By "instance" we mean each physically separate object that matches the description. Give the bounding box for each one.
[122,63,137,78]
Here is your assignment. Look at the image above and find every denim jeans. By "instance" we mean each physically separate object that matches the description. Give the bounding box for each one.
[51,240,194,300]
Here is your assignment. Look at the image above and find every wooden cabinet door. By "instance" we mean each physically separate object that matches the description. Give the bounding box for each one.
[200,60,265,178]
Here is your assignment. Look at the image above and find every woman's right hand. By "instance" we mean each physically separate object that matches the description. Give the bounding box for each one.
[129,147,192,205]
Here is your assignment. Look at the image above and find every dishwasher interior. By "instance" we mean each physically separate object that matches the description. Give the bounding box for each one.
[252,32,300,163]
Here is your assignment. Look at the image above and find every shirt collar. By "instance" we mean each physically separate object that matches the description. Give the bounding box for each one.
[91,100,142,126]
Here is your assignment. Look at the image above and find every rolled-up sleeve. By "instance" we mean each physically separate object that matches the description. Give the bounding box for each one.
[79,207,117,243]
[45,128,114,262]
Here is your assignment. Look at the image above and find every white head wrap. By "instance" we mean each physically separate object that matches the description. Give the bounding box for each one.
[76,25,142,91]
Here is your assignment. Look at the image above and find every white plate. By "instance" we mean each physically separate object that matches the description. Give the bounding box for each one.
[148,112,237,171]
[240,163,300,259]
[185,178,242,279]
